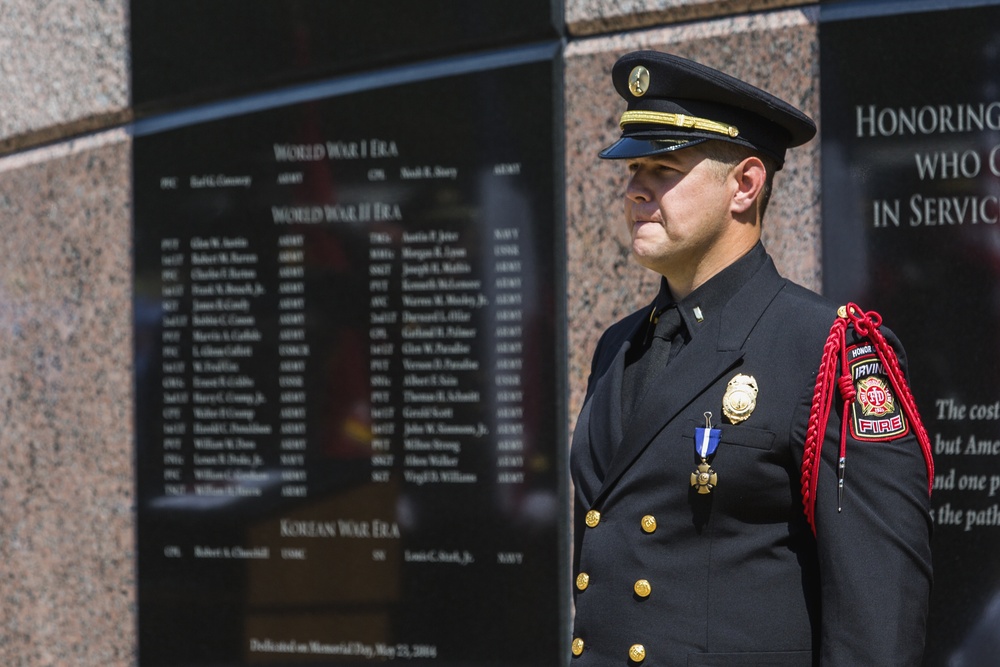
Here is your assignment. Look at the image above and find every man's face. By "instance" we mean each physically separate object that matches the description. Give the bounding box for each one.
[622,147,736,279]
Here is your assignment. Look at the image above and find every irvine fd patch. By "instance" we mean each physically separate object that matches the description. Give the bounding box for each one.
[847,343,910,441]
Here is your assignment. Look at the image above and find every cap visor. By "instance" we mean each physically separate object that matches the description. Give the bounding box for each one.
[598,136,707,160]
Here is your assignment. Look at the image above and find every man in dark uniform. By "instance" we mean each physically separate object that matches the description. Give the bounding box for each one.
[570,51,933,666]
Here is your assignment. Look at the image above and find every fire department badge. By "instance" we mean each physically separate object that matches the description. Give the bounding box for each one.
[847,344,909,441]
[722,374,757,424]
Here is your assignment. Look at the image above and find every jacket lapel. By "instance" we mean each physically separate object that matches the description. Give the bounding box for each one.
[593,257,787,504]
[583,310,649,481]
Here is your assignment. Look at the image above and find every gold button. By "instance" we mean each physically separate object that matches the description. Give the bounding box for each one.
[640,515,657,533]
[576,572,590,591]
[629,644,646,662]
[633,579,651,597]
[585,509,601,528]
[572,638,585,656]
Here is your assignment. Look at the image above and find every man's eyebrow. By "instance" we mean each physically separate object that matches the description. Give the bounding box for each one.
[632,155,683,167]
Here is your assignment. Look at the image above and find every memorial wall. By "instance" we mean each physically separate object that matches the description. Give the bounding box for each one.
[5,0,1000,665]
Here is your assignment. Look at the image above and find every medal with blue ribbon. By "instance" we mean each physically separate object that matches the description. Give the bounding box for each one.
[691,412,720,494]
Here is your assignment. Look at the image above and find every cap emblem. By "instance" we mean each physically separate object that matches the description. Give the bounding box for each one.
[628,65,650,97]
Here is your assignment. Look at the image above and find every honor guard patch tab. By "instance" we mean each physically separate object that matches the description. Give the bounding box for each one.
[847,343,909,441]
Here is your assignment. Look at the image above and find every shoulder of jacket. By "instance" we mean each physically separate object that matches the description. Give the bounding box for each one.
[762,281,842,338]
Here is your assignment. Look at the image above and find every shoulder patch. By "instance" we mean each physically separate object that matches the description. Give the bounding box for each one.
[847,343,909,441]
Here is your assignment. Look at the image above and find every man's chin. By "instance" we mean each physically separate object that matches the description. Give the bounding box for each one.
[630,250,667,275]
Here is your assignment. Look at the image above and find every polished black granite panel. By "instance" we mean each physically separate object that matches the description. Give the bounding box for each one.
[131,0,562,113]
[133,50,567,666]
[822,5,1000,665]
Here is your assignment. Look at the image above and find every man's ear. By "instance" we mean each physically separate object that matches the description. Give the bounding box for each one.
[730,156,767,217]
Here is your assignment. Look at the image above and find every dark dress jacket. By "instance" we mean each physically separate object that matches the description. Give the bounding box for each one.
[570,245,932,666]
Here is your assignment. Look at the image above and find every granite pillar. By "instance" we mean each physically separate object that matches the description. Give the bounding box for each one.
[0,131,134,664]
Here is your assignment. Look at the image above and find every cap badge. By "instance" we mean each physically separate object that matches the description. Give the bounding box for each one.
[722,374,757,424]
[628,65,650,97]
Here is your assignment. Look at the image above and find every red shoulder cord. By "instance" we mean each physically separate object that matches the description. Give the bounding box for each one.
[800,303,934,535]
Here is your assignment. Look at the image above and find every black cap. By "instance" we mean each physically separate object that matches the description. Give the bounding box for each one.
[599,51,816,169]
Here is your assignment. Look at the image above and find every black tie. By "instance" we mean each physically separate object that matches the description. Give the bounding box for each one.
[626,306,684,421]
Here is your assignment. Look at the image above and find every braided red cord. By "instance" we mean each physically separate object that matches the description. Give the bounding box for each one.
[836,375,856,400]
[837,330,853,465]
[801,316,847,533]
[845,305,935,495]
[801,304,936,536]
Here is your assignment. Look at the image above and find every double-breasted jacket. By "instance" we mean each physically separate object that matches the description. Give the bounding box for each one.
[570,249,932,666]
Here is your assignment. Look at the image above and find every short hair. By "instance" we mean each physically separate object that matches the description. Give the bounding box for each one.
[699,140,777,221]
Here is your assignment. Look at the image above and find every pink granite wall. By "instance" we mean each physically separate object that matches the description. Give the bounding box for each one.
[566,0,811,36]
[0,2,820,664]
[0,132,135,664]
[0,1,130,153]
[0,1,134,664]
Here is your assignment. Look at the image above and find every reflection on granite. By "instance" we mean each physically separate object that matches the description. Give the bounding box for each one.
[566,0,816,36]
[0,0,129,153]
[564,8,821,422]
[0,130,135,665]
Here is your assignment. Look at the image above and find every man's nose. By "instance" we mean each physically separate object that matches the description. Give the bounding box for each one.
[625,172,650,203]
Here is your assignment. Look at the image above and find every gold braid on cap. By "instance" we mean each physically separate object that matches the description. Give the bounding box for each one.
[620,110,740,138]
